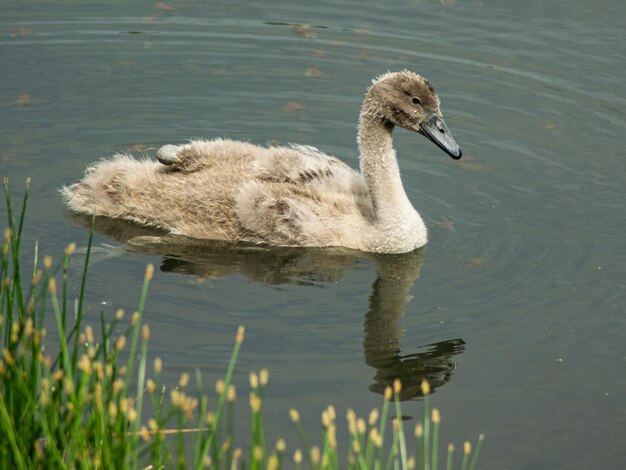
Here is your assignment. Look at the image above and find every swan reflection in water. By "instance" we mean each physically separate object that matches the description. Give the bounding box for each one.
[73,215,465,400]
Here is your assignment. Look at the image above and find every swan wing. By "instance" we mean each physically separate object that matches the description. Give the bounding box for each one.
[252,144,368,196]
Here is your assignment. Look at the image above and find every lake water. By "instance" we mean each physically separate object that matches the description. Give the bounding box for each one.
[2,0,626,468]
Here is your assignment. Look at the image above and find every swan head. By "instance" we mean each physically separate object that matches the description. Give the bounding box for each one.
[364,70,462,159]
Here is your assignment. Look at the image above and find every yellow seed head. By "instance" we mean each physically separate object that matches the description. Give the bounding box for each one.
[38,380,50,406]
[358,418,366,434]
[368,408,379,426]
[34,439,44,459]
[259,368,269,386]
[148,419,158,432]
[347,408,357,434]
[65,243,76,256]
[78,354,91,374]
[139,425,150,442]
[205,412,215,426]
[145,263,154,281]
[227,384,236,402]
[153,357,162,374]
[131,311,140,326]
[94,383,103,409]
[87,346,96,359]
[432,408,441,424]
[415,423,424,438]
[236,326,245,344]
[293,449,303,464]
[85,326,94,344]
[115,336,126,350]
[215,379,225,394]
[289,408,300,423]
[108,402,117,419]
[421,379,431,396]
[384,386,393,401]
[170,390,182,407]
[249,393,262,413]
[10,322,19,342]
[115,309,125,320]
[113,378,124,394]
[127,407,137,423]
[408,456,416,470]
[43,256,52,270]
[275,438,286,452]
[48,278,57,295]
[393,378,402,394]
[184,397,198,417]
[142,324,150,341]
[327,424,337,449]
[268,454,279,470]
[146,379,156,395]
[249,371,259,389]
[63,378,75,395]
[370,428,382,448]
[352,439,361,453]
[222,437,231,452]
[253,446,264,462]
[24,319,33,338]
[32,270,42,286]
[464,441,472,455]
[448,443,455,453]
[310,447,321,465]
[321,410,331,428]
[179,372,189,388]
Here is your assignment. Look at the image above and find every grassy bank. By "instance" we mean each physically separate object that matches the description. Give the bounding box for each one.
[0,178,484,469]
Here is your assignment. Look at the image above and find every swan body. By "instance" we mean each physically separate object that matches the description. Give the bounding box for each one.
[62,70,462,254]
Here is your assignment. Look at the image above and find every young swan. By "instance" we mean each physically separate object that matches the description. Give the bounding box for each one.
[62,70,462,254]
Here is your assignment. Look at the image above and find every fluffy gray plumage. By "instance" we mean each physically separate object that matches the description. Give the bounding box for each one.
[62,71,461,254]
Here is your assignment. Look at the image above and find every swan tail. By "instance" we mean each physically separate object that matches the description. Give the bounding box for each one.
[60,154,157,218]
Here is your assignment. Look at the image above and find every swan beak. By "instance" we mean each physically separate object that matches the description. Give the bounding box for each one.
[419,113,462,160]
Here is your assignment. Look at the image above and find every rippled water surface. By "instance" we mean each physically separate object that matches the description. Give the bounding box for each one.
[2,1,626,468]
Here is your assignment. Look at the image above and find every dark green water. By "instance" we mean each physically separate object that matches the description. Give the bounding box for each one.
[2,1,625,468]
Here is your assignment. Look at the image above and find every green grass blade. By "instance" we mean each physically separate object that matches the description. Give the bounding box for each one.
[198,326,245,463]
[124,264,153,394]
[70,215,94,367]
[0,395,29,470]
[446,444,454,470]
[469,434,485,470]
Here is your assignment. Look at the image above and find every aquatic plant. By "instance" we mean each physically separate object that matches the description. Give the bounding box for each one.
[0,178,484,468]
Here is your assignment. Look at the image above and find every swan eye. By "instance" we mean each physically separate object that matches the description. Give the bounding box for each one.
[411,97,422,105]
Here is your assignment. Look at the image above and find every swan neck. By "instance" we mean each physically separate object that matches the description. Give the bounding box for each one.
[358,112,415,223]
